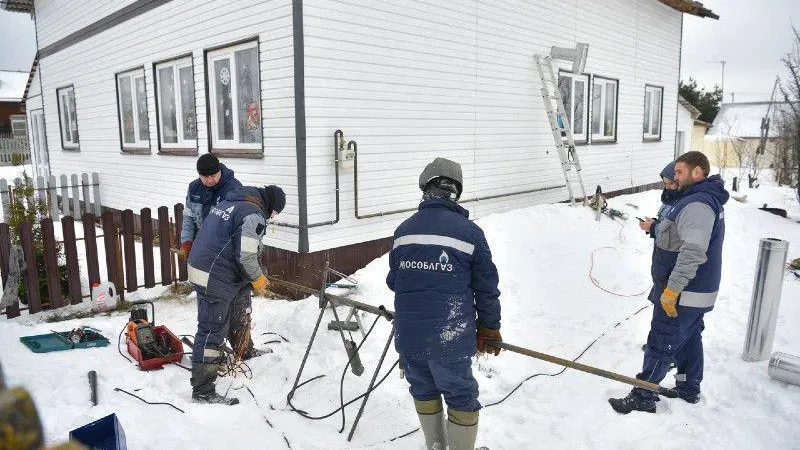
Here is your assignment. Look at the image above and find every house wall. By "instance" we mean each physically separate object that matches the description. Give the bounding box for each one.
[676,104,693,156]
[692,123,707,155]
[301,0,683,251]
[704,137,777,173]
[34,0,299,251]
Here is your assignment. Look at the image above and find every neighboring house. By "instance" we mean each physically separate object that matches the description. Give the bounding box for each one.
[4,0,717,286]
[676,95,701,157]
[0,70,28,136]
[692,118,712,155]
[705,101,788,171]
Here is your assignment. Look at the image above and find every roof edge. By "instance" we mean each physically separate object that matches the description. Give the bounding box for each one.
[658,0,719,20]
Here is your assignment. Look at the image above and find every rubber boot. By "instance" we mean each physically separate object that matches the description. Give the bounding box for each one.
[446,409,479,450]
[191,362,239,405]
[414,398,445,450]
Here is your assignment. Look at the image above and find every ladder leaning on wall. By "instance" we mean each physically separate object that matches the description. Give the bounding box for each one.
[534,44,590,206]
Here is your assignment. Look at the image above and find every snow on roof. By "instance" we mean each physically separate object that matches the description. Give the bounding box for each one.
[707,102,792,139]
[0,70,29,102]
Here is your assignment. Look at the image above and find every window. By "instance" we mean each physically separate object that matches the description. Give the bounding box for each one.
[643,85,663,140]
[57,86,79,149]
[206,40,262,152]
[557,72,589,143]
[590,76,618,142]
[116,68,150,151]
[155,57,197,152]
[10,115,27,137]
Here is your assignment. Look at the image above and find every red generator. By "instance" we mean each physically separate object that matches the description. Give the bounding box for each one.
[125,301,184,371]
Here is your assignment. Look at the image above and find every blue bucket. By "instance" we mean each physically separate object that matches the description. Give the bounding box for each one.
[69,413,127,450]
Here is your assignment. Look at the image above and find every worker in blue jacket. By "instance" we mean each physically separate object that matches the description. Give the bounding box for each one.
[386,157,502,450]
[187,185,285,405]
[610,151,728,414]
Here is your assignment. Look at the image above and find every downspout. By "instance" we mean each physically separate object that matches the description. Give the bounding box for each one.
[292,0,309,252]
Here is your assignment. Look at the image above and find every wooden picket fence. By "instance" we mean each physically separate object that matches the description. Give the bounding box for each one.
[0,134,31,166]
[0,204,188,317]
[0,172,101,222]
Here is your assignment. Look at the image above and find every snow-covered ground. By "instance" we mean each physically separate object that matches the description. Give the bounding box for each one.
[1,178,799,450]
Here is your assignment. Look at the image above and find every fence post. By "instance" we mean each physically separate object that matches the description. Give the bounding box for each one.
[174,203,187,281]
[81,173,91,217]
[122,209,138,293]
[0,224,19,318]
[102,211,123,300]
[47,175,58,219]
[60,174,69,216]
[36,176,47,210]
[62,216,82,305]
[20,220,41,314]
[141,208,155,288]
[158,207,172,286]
[41,218,64,308]
[82,213,100,286]
[71,174,80,217]
[91,172,102,217]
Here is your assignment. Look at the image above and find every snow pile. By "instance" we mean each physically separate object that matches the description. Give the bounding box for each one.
[1,182,799,450]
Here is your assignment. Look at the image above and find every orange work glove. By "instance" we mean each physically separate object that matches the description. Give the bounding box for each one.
[476,324,502,356]
[660,287,679,318]
[178,241,192,260]
[251,274,270,297]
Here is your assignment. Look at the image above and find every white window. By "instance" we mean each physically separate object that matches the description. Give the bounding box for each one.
[10,115,27,137]
[558,72,589,143]
[57,86,79,149]
[116,68,150,150]
[207,40,262,151]
[590,76,618,142]
[155,57,197,150]
[643,85,664,140]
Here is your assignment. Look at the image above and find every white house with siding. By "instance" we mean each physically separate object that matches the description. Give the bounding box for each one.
[5,0,717,283]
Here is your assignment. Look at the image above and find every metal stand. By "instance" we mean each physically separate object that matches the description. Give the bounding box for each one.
[286,262,395,442]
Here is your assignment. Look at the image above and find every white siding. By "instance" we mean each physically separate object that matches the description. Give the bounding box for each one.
[303,0,682,251]
[677,103,693,154]
[35,0,139,48]
[35,0,298,251]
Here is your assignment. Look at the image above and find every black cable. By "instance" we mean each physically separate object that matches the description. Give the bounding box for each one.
[336,314,381,433]
[286,314,396,423]
[117,324,131,363]
[114,387,185,413]
[261,331,290,342]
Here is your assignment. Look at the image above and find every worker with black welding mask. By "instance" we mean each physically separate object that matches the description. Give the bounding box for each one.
[186,184,285,404]
[386,158,502,450]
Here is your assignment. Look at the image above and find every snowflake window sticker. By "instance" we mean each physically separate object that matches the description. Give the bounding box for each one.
[219,67,231,86]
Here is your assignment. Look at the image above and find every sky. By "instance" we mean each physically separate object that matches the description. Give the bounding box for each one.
[681,0,800,103]
[1,1,799,101]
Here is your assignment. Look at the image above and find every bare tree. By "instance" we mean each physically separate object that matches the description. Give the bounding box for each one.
[776,26,800,194]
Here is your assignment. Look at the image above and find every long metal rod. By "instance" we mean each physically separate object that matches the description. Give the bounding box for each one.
[495,342,668,394]
[267,275,394,320]
[347,326,395,442]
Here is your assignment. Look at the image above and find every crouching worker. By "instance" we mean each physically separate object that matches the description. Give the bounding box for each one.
[386,157,502,450]
[187,185,286,404]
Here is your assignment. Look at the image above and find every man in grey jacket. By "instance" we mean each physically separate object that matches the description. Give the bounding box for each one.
[610,151,729,414]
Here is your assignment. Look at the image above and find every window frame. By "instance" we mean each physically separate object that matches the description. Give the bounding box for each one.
[10,115,27,137]
[204,38,264,156]
[56,85,80,151]
[589,75,619,143]
[643,84,664,142]
[115,66,151,153]
[153,54,198,156]
[557,71,590,144]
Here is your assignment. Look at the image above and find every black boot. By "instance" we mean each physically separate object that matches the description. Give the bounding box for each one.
[608,392,656,414]
[660,388,700,404]
[191,363,239,405]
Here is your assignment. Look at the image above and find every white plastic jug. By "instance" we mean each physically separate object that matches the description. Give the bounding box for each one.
[91,281,118,312]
